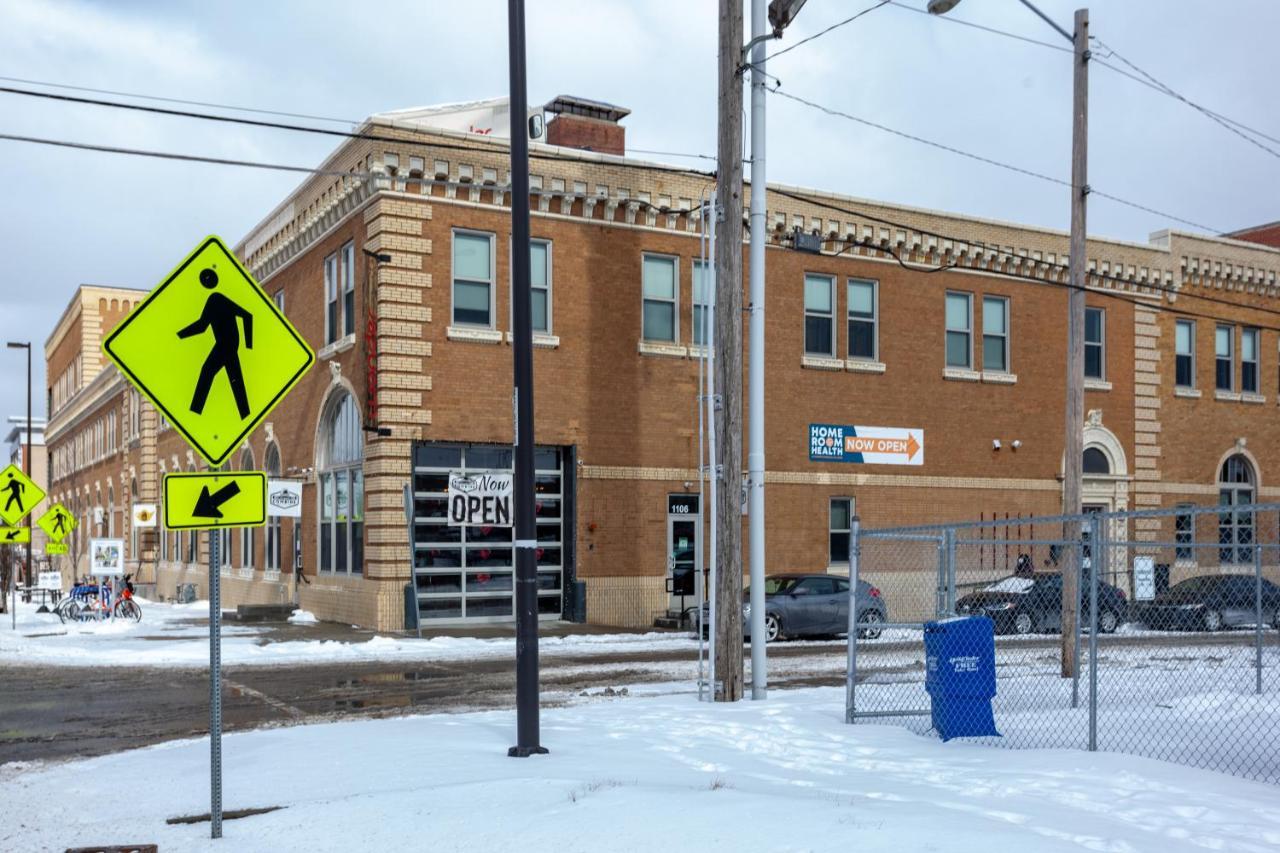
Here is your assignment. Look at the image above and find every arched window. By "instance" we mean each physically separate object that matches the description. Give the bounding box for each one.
[1082,447,1110,475]
[1218,454,1255,564]
[239,448,255,570]
[264,443,283,573]
[318,392,364,575]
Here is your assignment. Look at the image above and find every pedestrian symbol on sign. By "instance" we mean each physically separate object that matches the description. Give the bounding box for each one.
[178,268,254,420]
[3,472,25,515]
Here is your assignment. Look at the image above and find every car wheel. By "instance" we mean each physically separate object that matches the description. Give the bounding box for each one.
[764,613,782,643]
[1098,609,1119,634]
[1013,611,1035,635]
[857,610,884,640]
[1203,609,1224,632]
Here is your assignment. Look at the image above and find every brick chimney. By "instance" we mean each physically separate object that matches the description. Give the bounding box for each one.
[543,95,630,157]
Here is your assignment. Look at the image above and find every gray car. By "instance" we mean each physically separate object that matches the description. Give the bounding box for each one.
[703,573,889,642]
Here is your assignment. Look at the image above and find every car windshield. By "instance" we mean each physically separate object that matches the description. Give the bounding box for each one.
[984,576,1035,594]
[757,578,800,596]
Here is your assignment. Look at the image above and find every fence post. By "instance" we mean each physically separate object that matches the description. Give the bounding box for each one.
[945,528,957,616]
[1087,512,1101,752]
[845,516,861,725]
[1255,529,1264,696]
[1072,531,1082,710]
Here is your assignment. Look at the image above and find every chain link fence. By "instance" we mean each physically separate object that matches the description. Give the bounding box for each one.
[845,503,1280,783]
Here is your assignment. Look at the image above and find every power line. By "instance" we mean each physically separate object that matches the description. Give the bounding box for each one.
[0,131,705,215]
[764,1,892,63]
[0,84,714,179]
[769,87,1223,233]
[771,185,1280,326]
[883,2,1280,151]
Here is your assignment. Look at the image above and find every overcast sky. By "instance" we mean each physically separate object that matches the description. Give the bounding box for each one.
[2,0,1277,425]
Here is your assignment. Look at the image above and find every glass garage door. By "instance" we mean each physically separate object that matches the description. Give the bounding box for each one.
[411,443,565,622]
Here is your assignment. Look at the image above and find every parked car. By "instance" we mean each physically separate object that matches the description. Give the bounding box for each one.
[955,573,1127,635]
[701,573,888,642]
[1134,575,1280,632]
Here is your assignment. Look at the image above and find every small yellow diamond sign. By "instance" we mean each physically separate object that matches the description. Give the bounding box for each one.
[0,463,44,526]
[103,236,315,467]
[37,502,76,544]
[163,472,266,531]
[0,526,30,544]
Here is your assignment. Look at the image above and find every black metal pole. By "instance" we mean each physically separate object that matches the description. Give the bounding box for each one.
[507,0,545,759]
[24,344,32,605]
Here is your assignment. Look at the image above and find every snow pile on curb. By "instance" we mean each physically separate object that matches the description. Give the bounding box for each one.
[3,686,1277,853]
[286,609,318,625]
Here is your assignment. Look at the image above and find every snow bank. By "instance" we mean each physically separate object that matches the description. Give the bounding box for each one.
[286,609,318,625]
[3,686,1277,852]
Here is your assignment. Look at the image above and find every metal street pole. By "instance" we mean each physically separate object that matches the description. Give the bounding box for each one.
[506,0,546,757]
[1060,7,1089,679]
[714,0,746,703]
[24,343,31,608]
[746,0,769,702]
[208,528,222,839]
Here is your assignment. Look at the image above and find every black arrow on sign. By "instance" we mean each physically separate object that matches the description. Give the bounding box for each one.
[193,481,241,519]
[4,529,18,540]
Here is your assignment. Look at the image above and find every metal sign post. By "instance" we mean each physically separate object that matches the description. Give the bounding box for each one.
[209,528,222,839]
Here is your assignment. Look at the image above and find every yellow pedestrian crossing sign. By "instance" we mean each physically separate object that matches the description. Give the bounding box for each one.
[0,463,44,526]
[163,472,267,530]
[0,525,30,544]
[103,236,315,467]
[37,503,76,543]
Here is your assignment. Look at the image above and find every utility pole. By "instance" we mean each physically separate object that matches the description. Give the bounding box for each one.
[506,0,546,756]
[1060,7,1089,679]
[714,0,745,703]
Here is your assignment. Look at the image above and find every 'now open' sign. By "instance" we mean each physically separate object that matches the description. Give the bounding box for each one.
[447,473,513,527]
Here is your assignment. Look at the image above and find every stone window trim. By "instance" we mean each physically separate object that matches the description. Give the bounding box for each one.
[1241,392,1267,405]
[1174,387,1202,399]
[1084,378,1113,392]
[802,354,844,371]
[1214,389,1242,402]
[318,333,357,360]
[845,359,886,375]
[448,326,503,344]
[942,366,981,382]
[504,331,561,349]
[981,370,1018,385]
[639,340,688,359]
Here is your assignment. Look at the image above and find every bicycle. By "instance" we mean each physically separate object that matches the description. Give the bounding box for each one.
[112,574,141,622]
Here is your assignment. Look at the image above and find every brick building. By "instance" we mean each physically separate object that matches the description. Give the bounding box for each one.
[44,96,1280,630]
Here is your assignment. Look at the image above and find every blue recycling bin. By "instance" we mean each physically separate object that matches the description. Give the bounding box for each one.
[924,616,1000,741]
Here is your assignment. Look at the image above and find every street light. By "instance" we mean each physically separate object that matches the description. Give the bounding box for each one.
[6,341,31,629]
[929,0,1089,679]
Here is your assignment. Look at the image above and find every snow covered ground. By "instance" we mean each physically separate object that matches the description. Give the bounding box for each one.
[0,598,700,668]
[3,686,1279,853]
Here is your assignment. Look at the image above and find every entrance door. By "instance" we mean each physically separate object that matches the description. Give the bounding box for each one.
[666,494,701,614]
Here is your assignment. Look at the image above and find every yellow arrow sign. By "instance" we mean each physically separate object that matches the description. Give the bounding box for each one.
[47,542,69,555]
[103,236,315,467]
[0,526,31,544]
[163,472,267,530]
[37,502,76,543]
[0,463,45,527]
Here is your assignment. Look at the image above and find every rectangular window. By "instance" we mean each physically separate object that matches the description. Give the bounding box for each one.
[642,254,678,342]
[847,279,877,361]
[273,289,285,314]
[1175,319,1195,388]
[1241,328,1259,393]
[324,253,339,345]
[1084,307,1105,380]
[341,241,356,337]
[452,231,494,327]
[692,260,710,347]
[829,498,852,565]
[1174,505,1193,561]
[1216,325,1234,391]
[530,240,551,334]
[982,295,1009,373]
[804,274,835,356]
[945,291,972,368]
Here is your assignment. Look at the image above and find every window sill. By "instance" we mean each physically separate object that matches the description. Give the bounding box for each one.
[504,331,561,349]
[845,359,886,374]
[1174,387,1201,399]
[447,326,503,344]
[318,333,357,360]
[802,355,844,371]
[1214,390,1241,402]
[236,567,254,580]
[982,371,1018,385]
[1084,378,1112,392]
[1241,392,1267,405]
[943,367,981,382]
[638,340,688,358]
[688,344,709,358]
[263,569,282,583]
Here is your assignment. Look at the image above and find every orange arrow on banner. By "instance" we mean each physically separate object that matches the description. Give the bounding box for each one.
[845,433,922,460]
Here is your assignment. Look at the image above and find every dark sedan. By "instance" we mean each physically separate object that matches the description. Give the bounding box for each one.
[703,573,888,642]
[1135,575,1280,632]
[955,573,1127,635]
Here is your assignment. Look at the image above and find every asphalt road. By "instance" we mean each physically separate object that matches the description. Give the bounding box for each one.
[1,631,1270,764]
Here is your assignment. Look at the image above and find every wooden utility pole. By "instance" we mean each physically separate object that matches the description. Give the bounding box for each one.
[714,0,745,702]
[1060,7,1089,679]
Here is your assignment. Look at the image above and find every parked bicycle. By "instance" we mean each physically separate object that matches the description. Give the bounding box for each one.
[54,574,141,623]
